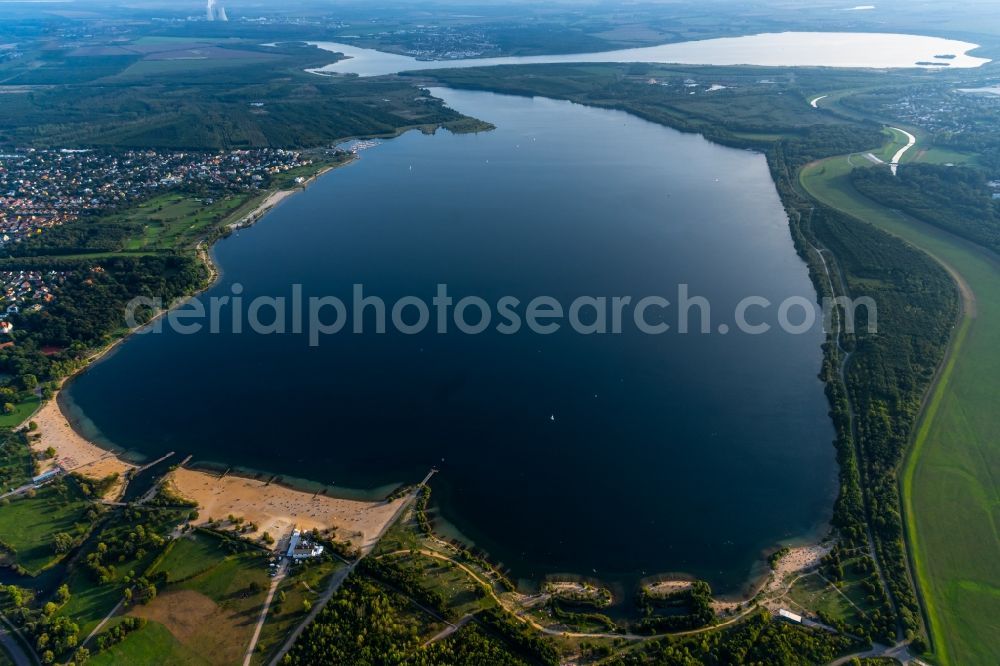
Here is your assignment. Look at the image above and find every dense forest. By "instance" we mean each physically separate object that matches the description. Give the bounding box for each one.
[603,613,853,665]
[281,573,854,666]
[281,576,537,666]
[811,202,955,640]
[770,140,958,645]
[0,254,206,392]
[420,63,884,158]
[0,43,484,150]
[851,164,1000,253]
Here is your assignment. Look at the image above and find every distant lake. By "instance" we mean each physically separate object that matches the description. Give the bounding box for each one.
[957,86,1000,95]
[65,88,837,593]
[307,32,989,77]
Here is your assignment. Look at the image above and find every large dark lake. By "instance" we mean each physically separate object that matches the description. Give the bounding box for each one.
[65,88,836,593]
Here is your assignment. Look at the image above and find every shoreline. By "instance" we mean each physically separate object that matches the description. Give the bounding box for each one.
[17,137,833,598]
[19,158,410,549]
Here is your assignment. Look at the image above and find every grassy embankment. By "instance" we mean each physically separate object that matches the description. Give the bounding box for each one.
[800,149,1000,665]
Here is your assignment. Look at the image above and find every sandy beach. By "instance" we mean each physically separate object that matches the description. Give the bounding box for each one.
[30,395,135,498]
[18,162,396,545]
[761,543,832,612]
[168,468,406,549]
[29,394,407,549]
[644,580,694,597]
[227,189,296,230]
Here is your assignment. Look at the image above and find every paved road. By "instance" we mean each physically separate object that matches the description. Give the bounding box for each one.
[243,560,288,666]
[829,640,914,665]
[888,126,916,175]
[82,599,125,648]
[0,483,34,501]
[0,617,36,666]
[424,612,476,646]
[266,468,438,666]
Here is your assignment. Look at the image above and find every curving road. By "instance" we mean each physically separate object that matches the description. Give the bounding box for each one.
[888,127,917,175]
[0,617,37,666]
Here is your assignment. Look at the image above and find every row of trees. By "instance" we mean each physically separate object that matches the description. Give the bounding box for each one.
[770,126,959,645]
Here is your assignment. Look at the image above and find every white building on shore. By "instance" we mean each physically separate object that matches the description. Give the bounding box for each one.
[286,529,324,560]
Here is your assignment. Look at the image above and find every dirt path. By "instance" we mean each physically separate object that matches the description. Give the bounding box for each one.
[82,598,125,648]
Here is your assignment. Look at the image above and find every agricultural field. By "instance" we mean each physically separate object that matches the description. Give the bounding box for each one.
[801,145,1000,665]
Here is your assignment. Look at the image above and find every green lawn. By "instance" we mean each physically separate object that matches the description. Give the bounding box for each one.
[59,567,123,638]
[0,395,40,429]
[175,548,268,601]
[801,150,1000,665]
[149,531,230,583]
[109,191,259,252]
[911,146,978,167]
[788,571,873,630]
[58,508,189,636]
[81,532,270,665]
[93,532,272,665]
[0,481,93,575]
[88,618,208,666]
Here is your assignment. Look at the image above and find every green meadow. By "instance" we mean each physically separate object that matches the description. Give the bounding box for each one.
[0,481,93,575]
[87,531,270,666]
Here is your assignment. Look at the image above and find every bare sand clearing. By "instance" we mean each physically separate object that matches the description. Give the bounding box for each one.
[761,543,832,612]
[30,396,134,498]
[544,581,613,604]
[168,468,405,550]
[130,589,248,665]
[644,580,694,597]
[770,544,830,586]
